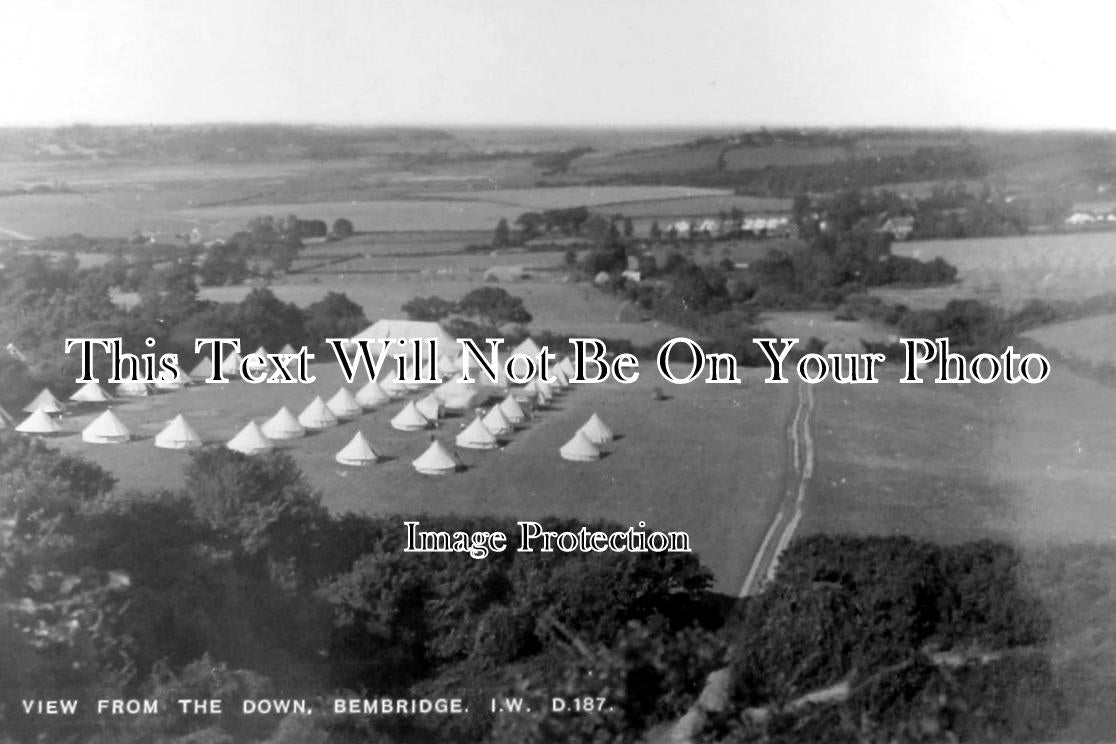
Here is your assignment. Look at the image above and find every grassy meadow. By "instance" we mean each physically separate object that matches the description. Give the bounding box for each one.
[49,363,792,595]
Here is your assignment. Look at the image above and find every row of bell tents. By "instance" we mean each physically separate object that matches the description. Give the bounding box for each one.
[4,338,615,473]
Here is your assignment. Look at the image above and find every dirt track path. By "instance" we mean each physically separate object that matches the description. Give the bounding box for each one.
[739,379,815,596]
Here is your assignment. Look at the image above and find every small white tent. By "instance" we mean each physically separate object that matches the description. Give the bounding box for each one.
[220,350,243,376]
[512,337,542,360]
[579,412,614,444]
[23,388,62,414]
[558,356,577,379]
[154,414,202,450]
[355,381,391,409]
[391,401,430,432]
[482,405,513,437]
[70,381,113,404]
[560,430,601,462]
[552,366,570,389]
[189,357,214,381]
[279,343,297,356]
[335,431,380,466]
[412,439,460,475]
[0,406,14,430]
[226,421,273,455]
[433,378,490,412]
[455,415,498,450]
[115,380,150,397]
[15,409,61,435]
[415,393,443,421]
[378,374,408,398]
[154,365,191,391]
[498,395,526,425]
[82,409,131,444]
[298,396,338,430]
[326,388,362,420]
[246,347,269,376]
[261,406,305,440]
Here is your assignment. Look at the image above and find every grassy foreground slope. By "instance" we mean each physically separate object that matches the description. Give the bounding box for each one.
[803,367,1116,740]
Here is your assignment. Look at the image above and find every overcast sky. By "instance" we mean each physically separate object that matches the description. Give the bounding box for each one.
[0,0,1112,129]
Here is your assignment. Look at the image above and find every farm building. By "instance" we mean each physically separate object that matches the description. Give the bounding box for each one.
[877,215,916,240]
[483,265,531,282]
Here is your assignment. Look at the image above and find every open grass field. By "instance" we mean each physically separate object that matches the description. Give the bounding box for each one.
[756,312,894,345]
[875,231,1116,310]
[428,185,731,209]
[47,362,792,595]
[606,194,790,218]
[185,198,521,233]
[570,143,726,176]
[721,144,847,170]
[114,274,691,347]
[1023,313,1116,367]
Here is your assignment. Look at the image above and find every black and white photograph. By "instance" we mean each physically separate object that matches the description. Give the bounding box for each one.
[1,1,1115,742]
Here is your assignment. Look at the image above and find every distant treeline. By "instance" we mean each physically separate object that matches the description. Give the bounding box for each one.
[599,145,988,197]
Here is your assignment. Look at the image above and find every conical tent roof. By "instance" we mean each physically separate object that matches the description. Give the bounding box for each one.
[391,401,429,431]
[261,406,305,440]
[456,414,498,449]
[279,343,297,356]
[115,380,150,397]
[246,347,269,374]
[412,439,459,475]
[154,414,202,449]
[378,374,408,398]
[482,405,513,437]
[82,409,131,444]
[400,359,431,390]
[498,395,526,424]
[220,350,242,375]
[0,405,14,429]
[560,430,601,462]
[437,353,461,378]
[513,337,542,359]
[355,381,391,409]
[559,356,577,378]
[525,378,554,401]
[335,431,380,466]
[415,393,443,421]
[70,381,113,403]
[579,412,614,444]
[154,365,190,390]
[298,396,338,430]
[227,420,273,455]
[24,388,62,414]
[16,409,61,434]
[433,379,489,411]
[552,366,570,389]
[189,357,214,381]
[326,388,362,419]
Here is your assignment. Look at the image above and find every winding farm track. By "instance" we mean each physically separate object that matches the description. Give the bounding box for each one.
[661,381,819,744]
[739,379,816,596]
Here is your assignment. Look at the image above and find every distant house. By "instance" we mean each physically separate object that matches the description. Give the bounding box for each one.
[1066,212,1097,226]
[697,218,721,236]
[483,265,531,282]
[878,216,915,240]
[741,215,793,237]
[669,220,692,238]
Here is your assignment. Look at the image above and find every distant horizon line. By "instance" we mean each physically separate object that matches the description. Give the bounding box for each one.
[1,120,1114,135]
